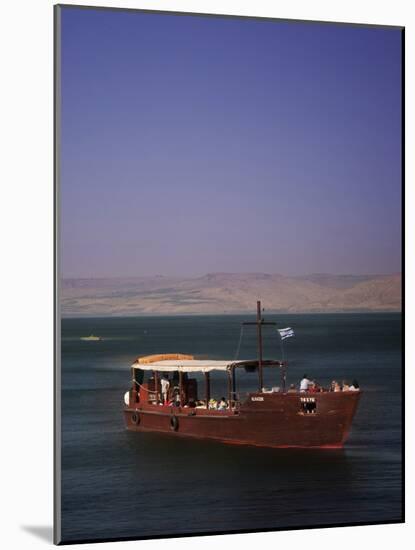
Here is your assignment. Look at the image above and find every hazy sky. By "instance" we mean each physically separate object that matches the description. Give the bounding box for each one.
[60,7,402,278]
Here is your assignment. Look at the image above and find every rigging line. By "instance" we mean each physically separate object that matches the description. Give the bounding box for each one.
[275,329,285,362]
[234,324,244,360]
[133,380,156,395]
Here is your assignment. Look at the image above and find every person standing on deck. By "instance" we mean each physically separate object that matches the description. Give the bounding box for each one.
[160,375,170,404]
[300,374,312,392]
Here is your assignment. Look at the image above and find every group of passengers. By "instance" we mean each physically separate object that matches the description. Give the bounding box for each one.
[155,374,360,406]
[208,397,229,410]
[330,379,360,392]
[158,375,229,410]
[184,397,229,410]
[156,395,229,410]
[298,374,360,393]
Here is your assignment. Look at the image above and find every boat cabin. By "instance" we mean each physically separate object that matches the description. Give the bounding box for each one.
[126,353,287,413]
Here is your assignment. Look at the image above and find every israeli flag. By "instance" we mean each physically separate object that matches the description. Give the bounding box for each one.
[278,327,294,340]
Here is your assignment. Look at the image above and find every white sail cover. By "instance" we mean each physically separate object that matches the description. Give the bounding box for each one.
[132,359,240,373]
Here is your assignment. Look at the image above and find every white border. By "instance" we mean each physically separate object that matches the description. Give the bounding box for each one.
[1,1,411,549]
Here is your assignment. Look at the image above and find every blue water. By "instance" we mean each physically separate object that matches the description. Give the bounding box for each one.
[60,313,403,542]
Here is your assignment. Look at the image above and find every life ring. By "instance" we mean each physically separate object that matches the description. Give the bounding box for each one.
[170,415,179,431]
[131,412,140,425]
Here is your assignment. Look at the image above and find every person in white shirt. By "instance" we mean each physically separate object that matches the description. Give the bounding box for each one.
[300,374,312,392]
[160,376,170,404]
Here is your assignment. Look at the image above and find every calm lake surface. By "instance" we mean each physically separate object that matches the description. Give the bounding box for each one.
[60,313,403,542]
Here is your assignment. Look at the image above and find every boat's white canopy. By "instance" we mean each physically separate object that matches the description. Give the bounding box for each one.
[132,359,239,373]
[131,354,283,373]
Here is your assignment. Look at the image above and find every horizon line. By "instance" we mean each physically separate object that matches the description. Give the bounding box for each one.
[61,271,402,280]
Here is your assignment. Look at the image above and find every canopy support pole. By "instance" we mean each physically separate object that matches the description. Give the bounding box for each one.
[154,371,159,403]
[131,367,138,404]
[232,366,236,405]
[205,372,210,409]
[179,371,183,407]
[228,370,232,411]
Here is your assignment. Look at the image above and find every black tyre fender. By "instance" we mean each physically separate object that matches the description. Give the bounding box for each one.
[131,411,140,425]
[170,415,179,431]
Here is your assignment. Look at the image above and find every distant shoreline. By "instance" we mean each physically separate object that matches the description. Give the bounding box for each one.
[61,310,402,320]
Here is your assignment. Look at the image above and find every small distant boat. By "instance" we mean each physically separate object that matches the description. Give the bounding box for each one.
[80,334,101,341]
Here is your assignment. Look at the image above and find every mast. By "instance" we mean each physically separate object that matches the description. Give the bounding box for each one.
[257,301,263,390]
[242,300,277,392]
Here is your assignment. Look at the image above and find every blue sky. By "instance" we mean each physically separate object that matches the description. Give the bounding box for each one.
[60,7,402,278]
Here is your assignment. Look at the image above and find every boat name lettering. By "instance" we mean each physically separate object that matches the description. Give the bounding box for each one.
[300,397,316,403]
[251,396,264,402]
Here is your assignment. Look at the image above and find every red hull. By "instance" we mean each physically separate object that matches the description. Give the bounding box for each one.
[124,391,361,448]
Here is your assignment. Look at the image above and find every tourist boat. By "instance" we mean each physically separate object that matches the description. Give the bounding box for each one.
[80,334,101,341]
[123,302,361,448]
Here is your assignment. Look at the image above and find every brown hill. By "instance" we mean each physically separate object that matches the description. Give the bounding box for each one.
[60,273,401,317]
